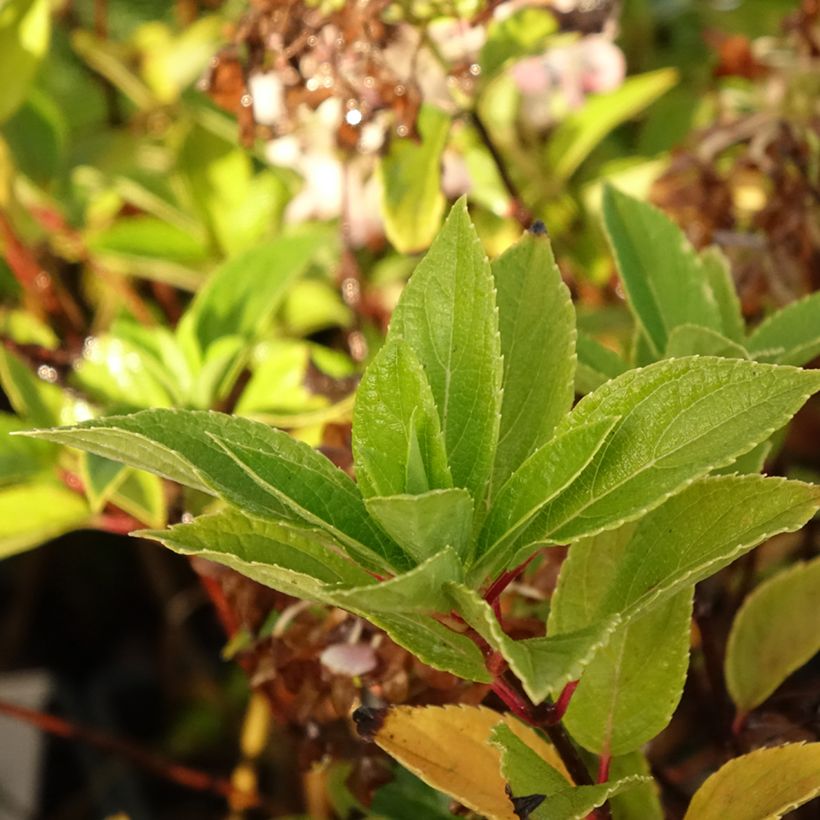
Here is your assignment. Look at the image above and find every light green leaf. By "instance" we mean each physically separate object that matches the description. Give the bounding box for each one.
[491,229,575,492]
[0,0,51,123]
[365,489,473,564]
[746,292,820,366]
[472,417,619,581]
[79,452,128,513]
[0,413,55,484]
[352,339,452,498]
[491,723,650,820]
[387,198,502,505]
[602,186,723,357]
[606,751,663,820]
[191,334,246,408]
[575,333,629,395]
[664,325,748,359]
[683,742,820,820]
[137,506,371,588]
[0,347,65,426]
[713,439,772,476]
[700,246,745,343]
[519,358,820,546]
[378,105,450,254]
[86,216,209,265]
[0,482,90,560]
[178,231,320,359]
[447,583,621,703]
[110,469,166,529]
[479,6,558,80]
[545,69,677,182]
[726,556,820,714]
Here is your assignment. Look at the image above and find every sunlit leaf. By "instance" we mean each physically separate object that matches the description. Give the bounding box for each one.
[746,291,820,367]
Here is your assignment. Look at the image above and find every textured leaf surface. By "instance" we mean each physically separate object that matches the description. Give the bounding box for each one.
[491,723,649,820]
[521,358,820,545]
[366,490,473,563]
[746,292,820,366]
[387,198,502,505]
[726,556,820,713]
[603,187,722,356]
[364,705,566,820]
[353,339,452,498]
[490,230,575,491]
[378,105,450,253]
[683,743,820,820]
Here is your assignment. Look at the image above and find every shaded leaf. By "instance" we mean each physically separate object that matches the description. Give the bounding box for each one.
[109,469,166,529]
[575,333,629,395]
[664,325,748,359]
[746,292,820,367]
[79,452,128,513]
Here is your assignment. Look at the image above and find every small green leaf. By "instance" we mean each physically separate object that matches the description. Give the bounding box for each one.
[87,216,209,265]
[387,198,502,505]
[606,751,663,820]
[520,358,820,546]
[365,489,474,564]
[683,742,820,820]
[545,70,677,182]
[726,556,820,714]
[378,105,450,254]
[352,339,452,498]
[664,325,748,359]
[138,506,371,588]
[746,291,820,366]
[700,246,745,343]
[602,186,723,357]
[575,333,629,395]
[0,347,65,426]
[491,723,650,820]
[80,452,128,513]
[0,481,90,560]
[110,469,166,529]
[0,413,55,484]
[491,229,575,492]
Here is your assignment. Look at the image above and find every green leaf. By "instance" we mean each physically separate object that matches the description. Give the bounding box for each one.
[472,418,619,581]
[365,489,474,564]
[606,751,663,820]
[371,768,454,820]
[491,723,650,820]
[447,583,621,703]
[602,186,723,357]
[110,469,166,529]
[683,742,820,820]
[0,413,55,484]
[746,291,820,366]
[700,246,745,343]
[378,105,450,254]
[137,506,372,588]
[664,325,748,359]
[87,216,210,265]
[0,0,51,123]
[519,358,820,546]
[387,198,502,505]
[4,88,66,184]
[0,482,90,560]
[0,347,66,426]
[575,333,629,395]
[490,229,575,492]
[178,231,320,360]
[79,452,129,513]
[545,69,677,181]
[725,556,820,714]
[352,339,452,498]
[479,6,558,80]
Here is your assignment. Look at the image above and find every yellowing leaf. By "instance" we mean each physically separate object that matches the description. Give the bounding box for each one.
[359,704,568,820]
[683,743,820,820]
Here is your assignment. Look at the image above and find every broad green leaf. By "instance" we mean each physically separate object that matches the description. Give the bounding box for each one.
[575,332,629,395]
[110,469,166,529]
[683,742,820,820]
[178,231,320,359]
[0,482,90,560]
[447,583,621,703]
[328,548,462,614]
[545,69,677,181]
[0,348,65,426]
[606,751,663,820]
[664,325,748,359]
[0,413,55,484]
[370,768,453,820]
[519,358,820,546]
[472,417,619,581]
[700,246,745,343]
[209,434,410,572]
[713,438,772,476]
[0,0,51,122]
[361,705,566,819]
[352,339,452,498]
[479,6,558,80]
[387,198,502,504]
[746,292,820,366]
[4,88,66,184]
[378,105,450,254]
[365,490,473,564]
[191,334,246,408]
[726,556,820,714]
[368,613,491,683]
[137,506,371,588]
[86,216,209,264]
[602,186,723,357]
[79,452,128,513]
[490,229,575,491]
[491,723,650,820]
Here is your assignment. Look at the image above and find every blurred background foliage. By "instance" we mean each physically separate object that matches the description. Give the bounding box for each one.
[0,0,818,817]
